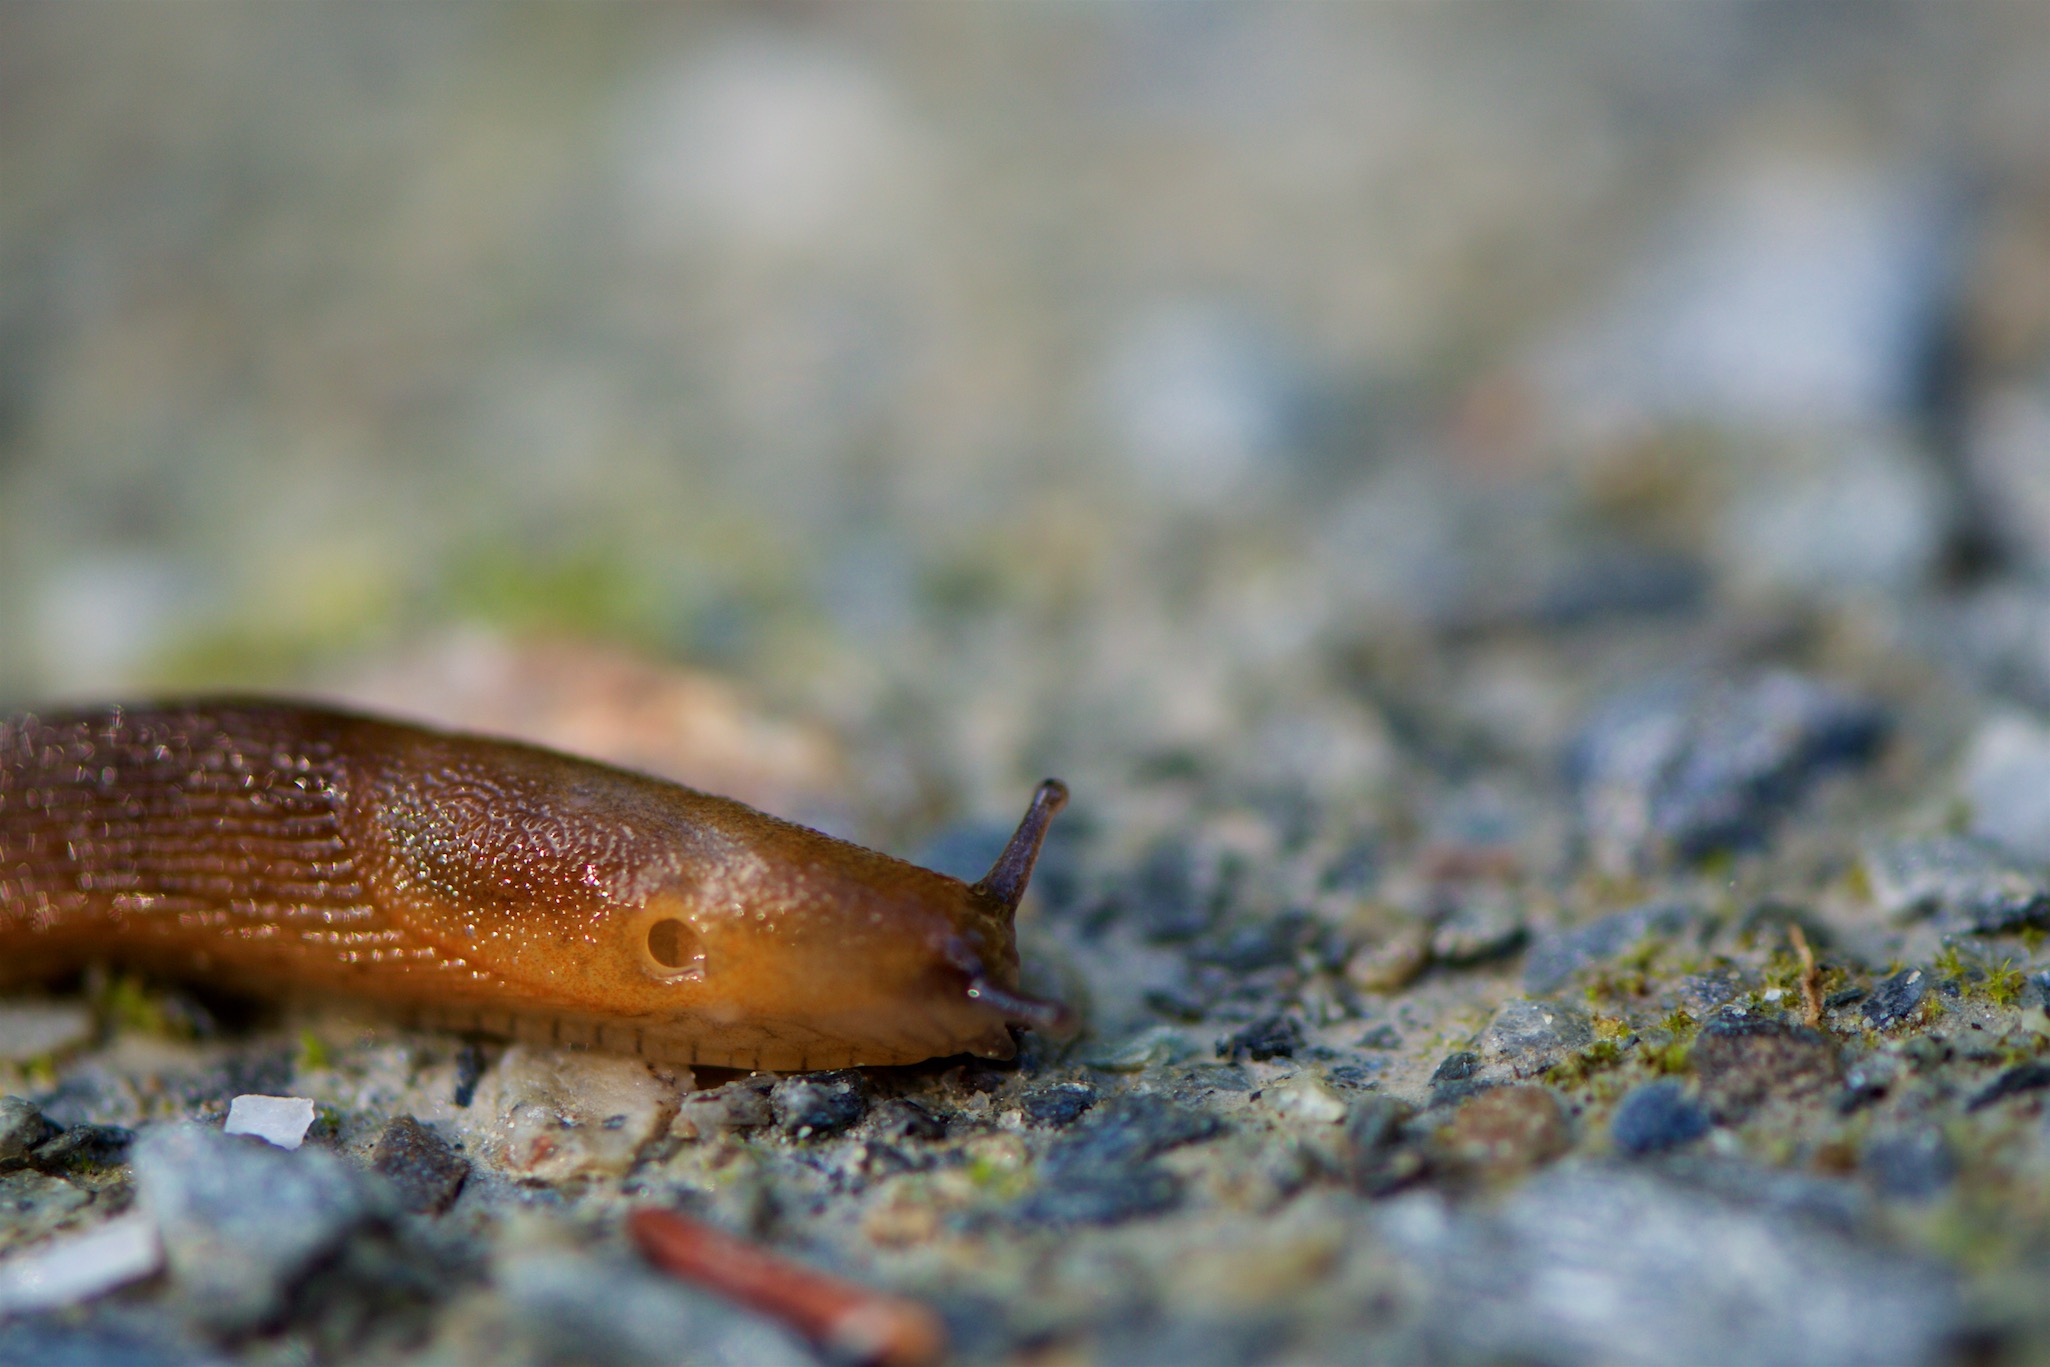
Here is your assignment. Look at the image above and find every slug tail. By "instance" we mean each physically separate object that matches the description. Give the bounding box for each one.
[971,779,1069,918]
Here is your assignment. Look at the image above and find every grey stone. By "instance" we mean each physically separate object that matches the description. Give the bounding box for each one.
[1016,1093,1224,1227]
[672,1080,774,1140]
[1861,1128,1955,1200]
[1571,671,1888,867]
[1966,1061,2050,1113]
[1610,1080,1710,1155]
[1480,998,1593,1078]
[0,1096,57,1168]
[492,1246,815,1367]
[1356,1024,1402,1050]
[370,1116,470,1215]
[866,1097,947,1141]
[1691,1018,1839,1121]
[133,1123,380,1332]
[1863,836,2050,932]
[1021,1083,1097,1127]
[768,1072,869,1139]
[1378,1163,1961,1367]
[1863,968,1929,1030]
[30,1123,133,1174]
[1523,901,1700,995]
[1962,715,2050,863]
[1428,893,1528,966]
[1216,1015,1303,1062]
[1344,1094,1423,1196]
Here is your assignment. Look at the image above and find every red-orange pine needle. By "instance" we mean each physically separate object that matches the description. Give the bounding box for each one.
[627,1207,944,1367]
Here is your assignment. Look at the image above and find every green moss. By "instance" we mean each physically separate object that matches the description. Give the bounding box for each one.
[93,974,195,1040]
[1548,1039,1626,1086]
[297,1029,332,1073]
[445,541,676,646]
[1985,959,2029,1009]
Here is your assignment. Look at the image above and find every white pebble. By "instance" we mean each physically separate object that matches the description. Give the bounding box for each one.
[0,1213,162,1315]
[224,1095,317,1150]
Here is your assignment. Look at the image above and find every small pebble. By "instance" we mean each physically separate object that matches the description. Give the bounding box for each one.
[866,1097,947,1142]
[1345,925,1432,992]
[29,1123,134,1174]
[370,1115,470,1214]
[1481,998,1593,1078]
[1429,894,1528,967]
[1218,1015,1303,1062]
[769,1071,869,1139]
[672,1081,775,1140]
[1357,1024,1403,1050]
[1610,1080,1710,1155]
[1434,1085,1570,1180]
[223,1094,317,1150]
[1022,1083,1097,1127]
[1429,1050,1483,1105]
[484,1047,686,1177]
[0,1097,58,1168]
[1863,968,1928,1030]
[452,1041,487,1108]
[1344,1094,1422,1197]
[1262,1072,1347,1125]
[1691,1018,1839,1121]
[0,1212,162,1316]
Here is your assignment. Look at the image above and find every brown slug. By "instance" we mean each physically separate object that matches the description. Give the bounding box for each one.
[0,701,1071,1071]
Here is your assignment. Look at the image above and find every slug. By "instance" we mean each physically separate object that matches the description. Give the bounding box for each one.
[0,701,1071,1071]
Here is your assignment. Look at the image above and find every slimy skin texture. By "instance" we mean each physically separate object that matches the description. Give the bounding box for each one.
[0,701,1070,1071]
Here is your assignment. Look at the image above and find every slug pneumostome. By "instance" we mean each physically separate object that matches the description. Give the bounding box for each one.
[0,701,1071,1071]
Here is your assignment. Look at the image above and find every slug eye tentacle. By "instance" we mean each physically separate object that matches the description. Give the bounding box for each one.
[965,975,1075,1035]
[941,934,1076,1036]
[972,779,1069,917]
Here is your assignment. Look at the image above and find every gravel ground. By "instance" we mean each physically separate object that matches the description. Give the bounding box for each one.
[11,6,2050,1365]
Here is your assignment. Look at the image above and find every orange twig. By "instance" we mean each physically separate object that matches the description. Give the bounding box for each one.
[627,1207,944,1367]
[1789,924,1822,1029]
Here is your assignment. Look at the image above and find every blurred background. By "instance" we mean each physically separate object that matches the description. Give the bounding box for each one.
[7,2,2050,842]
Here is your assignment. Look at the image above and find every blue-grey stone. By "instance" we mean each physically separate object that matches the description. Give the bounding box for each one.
[1861,1129,1955,1199]
[1611,1081,1710,1156]
[1523,902,1700,994]
[134,1123,379,1332]
[1217,1015,1303,1062]
[768,1071,869,1139]
[1862,836,2050,932]
[1378,1163,1961,1367]
[1571,671,1888,866]
[1862,968,1928,1030]
[1021,1083,1097,1127]
[1017,1093,1224,1227]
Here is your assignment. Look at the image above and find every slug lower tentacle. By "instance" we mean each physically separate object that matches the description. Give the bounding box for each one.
[0,700,1070,1071]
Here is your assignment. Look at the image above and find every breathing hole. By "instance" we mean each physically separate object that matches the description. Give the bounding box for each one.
[645,917,698,971]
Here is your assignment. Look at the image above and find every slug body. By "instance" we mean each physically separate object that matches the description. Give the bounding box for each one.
[0,702,1070,1071]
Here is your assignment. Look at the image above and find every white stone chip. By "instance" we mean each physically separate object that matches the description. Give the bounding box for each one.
[224,1095,318,1150]
[0,1213,162,1316]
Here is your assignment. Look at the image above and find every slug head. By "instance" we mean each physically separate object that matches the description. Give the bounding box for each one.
[642,780,1073,1066]
[361,727,1071,1068]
